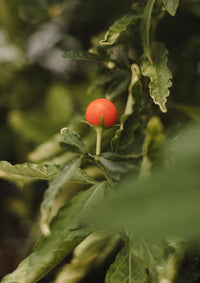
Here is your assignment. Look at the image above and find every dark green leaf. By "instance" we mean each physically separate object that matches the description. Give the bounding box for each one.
[141,0,156,60]
[40,158,82,235]
[163,0,180,16]
[97,152,141,181]
[61,127,88,154]
[141,42,172,113]
[100,13,142,46]
[62,50,106,61]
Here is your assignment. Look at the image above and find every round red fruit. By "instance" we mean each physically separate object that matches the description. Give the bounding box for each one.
[85,98,117,127]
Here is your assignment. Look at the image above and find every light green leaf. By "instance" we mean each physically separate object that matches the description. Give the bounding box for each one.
[84,124,200,239]
[163,0,180,16]
[141,42,172,113]
[105,242,148,283]
[1,187,96,283]
[100,13,142,46]
[111,64,142,152]
[61,127,88,154]
[62,50,106,61]
[0,160,59,181]
[40,158,82,235]
[141,0,156,60]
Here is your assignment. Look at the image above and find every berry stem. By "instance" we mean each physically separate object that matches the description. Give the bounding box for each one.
[96,126,103,155]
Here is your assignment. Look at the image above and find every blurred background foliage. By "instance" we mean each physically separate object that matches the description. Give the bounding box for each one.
[0,0,200,282]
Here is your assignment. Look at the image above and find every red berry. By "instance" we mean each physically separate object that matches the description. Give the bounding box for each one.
[85,98,117,127]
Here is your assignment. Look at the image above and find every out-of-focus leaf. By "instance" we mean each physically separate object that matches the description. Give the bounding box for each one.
[0,160,59,181]
[45,84,73,125]
[8,110,53,143]
[100,13,142,46]
[84,124,200,239]
[141,42,172,113]
[40,158,82,235]
[162,0,180,16]
[62,50,107,61]
[141,0,156,61]
[112,64,142,152]
[61,127,88,154]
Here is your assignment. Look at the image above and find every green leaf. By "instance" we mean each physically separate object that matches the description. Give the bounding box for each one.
[141,0,156,60]
[1,188,95,283]
[40,158,82,235]
[100,13,142,46]
[97,152,141,181]
[84,124,200,239]
[141,42,172,113]
[162,0,180,16]
[61,127,88,154]
[62,50,106,61]
[0,161,59,181]
[111,64,142,152]
[105,242,149,283]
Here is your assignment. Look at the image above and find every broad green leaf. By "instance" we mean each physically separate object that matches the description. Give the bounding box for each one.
[61,127,88,154]
[111,64,142,152]
[100,13,142,46]
[62,50,106,61]
[0,160,59,181]
[141,0,156,61]
[1,187,96,283]
[162,0,180,16]
[105,242,149,283]
[40,158,82,235]
[97,152,141,181]
[84,124,200,239]
[141,42,172,113]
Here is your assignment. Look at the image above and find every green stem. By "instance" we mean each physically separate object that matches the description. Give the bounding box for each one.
[95,126,103,155]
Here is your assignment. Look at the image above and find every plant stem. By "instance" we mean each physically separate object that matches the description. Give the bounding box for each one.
[95,126,103,155]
